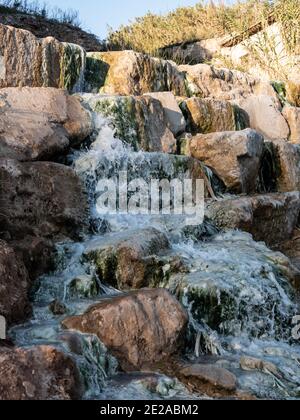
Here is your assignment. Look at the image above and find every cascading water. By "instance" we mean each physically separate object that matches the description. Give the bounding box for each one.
[9,104,300,400]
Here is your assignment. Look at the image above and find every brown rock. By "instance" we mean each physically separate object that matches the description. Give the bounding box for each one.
[181,97,237,134]
[179,63,277,101]
[0,345,82,400]
[9,236,55,280]
[270,140,300,192]
[144,92,186,136]
[0,88,92,161]
[282,105,300,144]
[189,128,264,193]
[207,192,300,246]
[81,93,176,153]
[86,51,188,96]
[62,288,188,371]
[84,228,170,290]
[239,95,290,140]
[0,159,88,242]
[179,363,237,395]
[0,24,86,93]
[0,240,31,325]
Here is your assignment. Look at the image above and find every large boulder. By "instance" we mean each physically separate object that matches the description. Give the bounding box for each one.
[282,105,300,144]
[188,128,264,193]
[62,288,188,371]
[0,346,82,400]
[85,51,188,96]
[180,97,238,135]
[144,92,186,136]
[84,227,170,290]
[239,95,290,141]
[206,192,300,246]
[0,88,92,161]
[0,159,88,242]
[81,94,176,153]
[179,63,277,100]
[0,240,31,325]
[270,140,300,192]
[0,24,86,93]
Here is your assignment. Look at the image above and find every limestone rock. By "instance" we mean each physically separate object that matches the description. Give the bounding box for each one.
[282,105,300,144]
[85,51,188,96]
[0,24,86,93]
[180,97,237,134]
[144,92,186,136]
[62,288,188,371]
[0,88,93,161]
[206,192,300,245]
[0,240,31,325]
[0,346,82,400]
[81,93,176,153]
[189,128,264,193]
[84,227,170,290]
[270,140,300,192]
[179,63,277,100]
[239,95,290,140]
[0,159,88,242]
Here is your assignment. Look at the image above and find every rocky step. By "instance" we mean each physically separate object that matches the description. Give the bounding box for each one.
[0,345,82,400]
[80,93,178,153]
[83,227,171,290]
[161,231,300,346]
[206,192,300,246]
[0,87,93,161]
[85,50,189,96]
[62,288,188,372]
[0,240,31,326]
[184,128,264,194]
[0,24,86,93]
[179,97,248,135]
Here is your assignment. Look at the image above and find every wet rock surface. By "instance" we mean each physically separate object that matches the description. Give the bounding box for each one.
[62,288,188,372]
[84,228,170,290]
[0,345,82,400]
[0,240,31,325]
[85,51,188,96]
[206,192,300,245]
[180,97,238,135]
[1,22,300,401]
[81,93,176,153]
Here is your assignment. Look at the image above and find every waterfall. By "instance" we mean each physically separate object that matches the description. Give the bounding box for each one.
[8,104,300,400]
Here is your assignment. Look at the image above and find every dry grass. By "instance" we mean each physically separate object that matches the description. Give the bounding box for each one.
[107,1,273,54]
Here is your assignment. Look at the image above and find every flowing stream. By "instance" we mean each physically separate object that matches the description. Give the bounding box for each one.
[9,108,300,400]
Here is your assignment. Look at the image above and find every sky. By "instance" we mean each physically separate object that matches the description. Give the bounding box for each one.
[44,0,203,39]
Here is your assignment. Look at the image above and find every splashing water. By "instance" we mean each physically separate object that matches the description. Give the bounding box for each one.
[9,105,300,400]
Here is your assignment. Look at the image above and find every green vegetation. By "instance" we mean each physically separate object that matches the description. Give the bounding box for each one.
[107,0,299,57]
[0,0,81,27]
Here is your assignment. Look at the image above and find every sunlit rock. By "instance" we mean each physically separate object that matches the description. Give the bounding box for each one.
[85,51,189,96]
[80,93,176,153]
[62,288,188,371]
[188,128,264,193]
[206,192,300,245]
[0,87,92,161]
